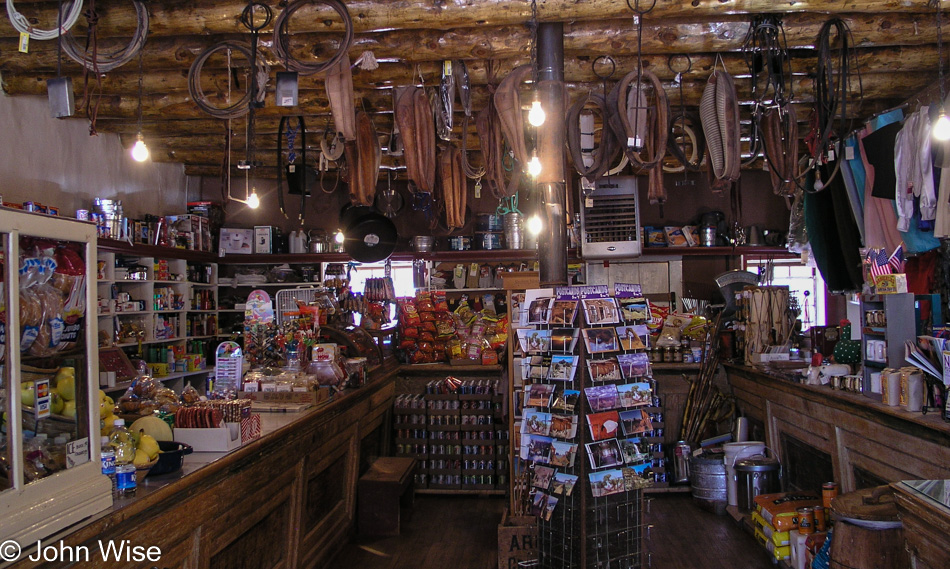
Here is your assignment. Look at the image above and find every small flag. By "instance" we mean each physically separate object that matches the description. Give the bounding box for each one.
[869,248,892,279]
[888,244,905,273]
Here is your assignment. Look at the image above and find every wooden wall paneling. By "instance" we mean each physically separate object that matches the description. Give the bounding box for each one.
[204,465,299,569]
[836,427,950,492]
[653,371,691,445]
[297,423,360,569]
[891,486,950,569]
[727,374,768,424]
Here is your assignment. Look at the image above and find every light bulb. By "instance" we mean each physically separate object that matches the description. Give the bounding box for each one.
[934,111,950,141]
[334,230,345,244]
[527,154,543,177]
[131,134,149,162]
[528,99,546,127]
[527,215,543,235]
[246,189,260,209]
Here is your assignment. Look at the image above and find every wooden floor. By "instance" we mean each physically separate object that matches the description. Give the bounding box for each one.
[331,493,775,569]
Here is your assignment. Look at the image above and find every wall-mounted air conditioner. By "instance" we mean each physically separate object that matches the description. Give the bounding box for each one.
[579,176,641,259]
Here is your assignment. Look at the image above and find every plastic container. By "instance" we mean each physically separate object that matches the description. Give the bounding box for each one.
[100,436,116,493]
[110,418,136,497]
[724,441,766,507]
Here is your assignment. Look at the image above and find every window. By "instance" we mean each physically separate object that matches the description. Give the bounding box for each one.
[744,258,826,330]
[347,261,416,297]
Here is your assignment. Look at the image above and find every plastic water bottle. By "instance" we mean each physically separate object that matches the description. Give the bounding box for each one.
[100,436,116,493]
[109,418,136,498]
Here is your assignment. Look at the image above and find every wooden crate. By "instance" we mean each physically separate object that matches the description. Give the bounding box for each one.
[498,508,538,569]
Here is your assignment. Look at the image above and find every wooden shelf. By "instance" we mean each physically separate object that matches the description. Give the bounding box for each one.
[642,245,790,257]
[399,364,503,374]
[98,238,217,262]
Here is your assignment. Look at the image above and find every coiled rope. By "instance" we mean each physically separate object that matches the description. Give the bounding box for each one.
[7,0,84,41]
[273,0,353,76]
[61,0,148,72]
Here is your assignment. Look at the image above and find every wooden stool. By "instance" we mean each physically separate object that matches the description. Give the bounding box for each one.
[358,457,417,536]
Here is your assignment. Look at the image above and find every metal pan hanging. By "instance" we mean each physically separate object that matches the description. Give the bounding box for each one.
[342,208,398,263]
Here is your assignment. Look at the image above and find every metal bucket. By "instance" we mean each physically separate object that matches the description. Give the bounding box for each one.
[689,454,728,515]
[735,453,782,512]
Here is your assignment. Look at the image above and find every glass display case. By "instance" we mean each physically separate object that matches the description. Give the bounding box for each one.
[0,209,112,547]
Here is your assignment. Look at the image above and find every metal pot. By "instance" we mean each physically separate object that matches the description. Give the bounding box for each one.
[734,453,782,512]
[412,236,434,252]
[309,239,327,253]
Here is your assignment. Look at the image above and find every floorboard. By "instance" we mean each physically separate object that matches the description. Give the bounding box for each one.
[330,493,776,569]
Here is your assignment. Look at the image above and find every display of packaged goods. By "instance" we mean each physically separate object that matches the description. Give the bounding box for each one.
[754,492,821,532]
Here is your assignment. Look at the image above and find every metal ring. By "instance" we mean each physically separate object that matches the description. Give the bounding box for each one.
[667,54,692,75]
[188,41,269,119]
[592,55,617,80]
[240,2,273,32]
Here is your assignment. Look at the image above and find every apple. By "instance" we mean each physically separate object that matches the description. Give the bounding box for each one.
[50,392,65,415]
[21,381,35,407]
[62,400,77,419]
[54,368,76,401]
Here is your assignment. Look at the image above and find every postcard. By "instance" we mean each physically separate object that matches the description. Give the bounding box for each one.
[587,439,624,469]
[587,410,621,441]
[551,472,579,496]
[616,325,647,351]
[549,441,578,468]
[616,353,650,379]
[547,355,578,381]
[587,357,622,382]
[590,468,627,497]
[523,289,555,325]
[582,327,619,354]
[585,384,619,412]
[550,413,578,440]
[550,328,580,353]
[620,409,654,436]
[521,434,554,463]
[582,297,621,326]
[552,389,580,413]
[542,493,558,521]
[522,355,549,380]
[522,410,552,436]
[619,299,650,322]
[525,383,555,408]
[619,437,649,464]
[518,328,552,353]
[617,382,652,408]
[548,300,578,325]
[530,489,548,517]
[533,465,556,490]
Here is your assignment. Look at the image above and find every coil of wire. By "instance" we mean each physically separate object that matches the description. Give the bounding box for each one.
[7,0,85,41]
[188,40,270,119]
[272,0,353,76]
[60,0,149,73]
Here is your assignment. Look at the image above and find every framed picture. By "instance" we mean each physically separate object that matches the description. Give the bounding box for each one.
[585,384,619,412]
[551,472,579,496]
[548,300,578,325]
[586,439,624,470]
[582,327,619,354]
[582,297,621,325]
[533,465,556,490]
[620,409,654,436]
[587,410,621,441]
[616,325,647,351]
[589,468,626,497]
[549,441,578,468]
[552,389,580,413]
[587,357,622,382]
[550,413,578,439]
[617,382,652,408]
[547,355,578,381]
[522,410,553,436]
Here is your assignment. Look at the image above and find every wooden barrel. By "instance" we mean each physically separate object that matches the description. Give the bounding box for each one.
[829,486,910,569]
[689,454,727,515]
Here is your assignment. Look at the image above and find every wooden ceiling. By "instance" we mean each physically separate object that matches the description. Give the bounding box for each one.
[0,0,946,180]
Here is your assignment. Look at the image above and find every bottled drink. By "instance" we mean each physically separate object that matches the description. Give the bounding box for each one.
[100,436,116,493]
[109,418,136,498]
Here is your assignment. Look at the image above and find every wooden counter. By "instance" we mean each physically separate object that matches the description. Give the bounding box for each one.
[11,361,399,569]
[725,364,950,494]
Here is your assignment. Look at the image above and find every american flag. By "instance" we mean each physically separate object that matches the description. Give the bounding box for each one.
[868,248,893,279]
[888,244,905,273]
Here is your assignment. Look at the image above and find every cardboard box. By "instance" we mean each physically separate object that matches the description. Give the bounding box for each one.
[219,228,254,255]
[254,226,273,254]
[497,509,537,569]
[175,423,242,452]
[875,273,908,294]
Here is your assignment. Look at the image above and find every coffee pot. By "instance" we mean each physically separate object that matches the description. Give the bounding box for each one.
[289,229,308,254]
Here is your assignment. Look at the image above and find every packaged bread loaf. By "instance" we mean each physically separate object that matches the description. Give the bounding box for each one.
[53,245,86,351]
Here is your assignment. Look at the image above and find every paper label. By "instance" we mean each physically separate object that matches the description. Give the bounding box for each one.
[66,438,89,468]
[18,32,29,53]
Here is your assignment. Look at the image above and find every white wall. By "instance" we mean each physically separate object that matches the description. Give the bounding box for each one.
[0,93,194,219]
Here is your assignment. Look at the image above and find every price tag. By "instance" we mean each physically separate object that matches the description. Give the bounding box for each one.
[586,197,594,208]
[18,32,29,53]
[845,145,855,160]
[474,178,482,199]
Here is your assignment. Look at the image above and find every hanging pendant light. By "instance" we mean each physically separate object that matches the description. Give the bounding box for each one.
[528,152,543,177]
[131,51,149,161]
[246,188,261,209]
[528,97,546,127]
[933,0,950,141]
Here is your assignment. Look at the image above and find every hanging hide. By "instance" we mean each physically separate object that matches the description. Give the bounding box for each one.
[438,143,467,231]
[566,93,622,183]
[324,54,356,141]
[700,70,741,183]
[761,104,799,197]
[350,111,381,207]
[607,70,670,171]
[394,85,436,193]
[493,63,533,168]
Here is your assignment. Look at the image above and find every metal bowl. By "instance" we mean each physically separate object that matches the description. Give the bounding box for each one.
[412,236,434,252]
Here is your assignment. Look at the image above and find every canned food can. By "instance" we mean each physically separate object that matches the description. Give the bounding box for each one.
[822,482,839,509]
[76,208,90,220]
[797,507,815,534]
[813,505,827,532]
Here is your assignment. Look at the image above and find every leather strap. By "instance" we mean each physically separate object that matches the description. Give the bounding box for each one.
[608,70,670,171]
[566,93,621,182]
[438,143,467,231]
[351,111,381,206]
[394,85,436,193]
[494,64,533,169]
[761,104,799,197]
[324,54,356,141]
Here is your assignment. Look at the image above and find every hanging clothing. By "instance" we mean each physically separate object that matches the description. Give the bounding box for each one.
[839,136,865,245]
[863,121,902,200]
[859,124,903,251]
[804,162,864,293]
[894,108,937,231]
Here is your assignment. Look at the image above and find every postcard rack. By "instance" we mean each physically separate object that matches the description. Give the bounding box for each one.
[509,283,662,569]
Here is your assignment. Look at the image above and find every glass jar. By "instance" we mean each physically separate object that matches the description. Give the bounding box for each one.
[663,346,675,362]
